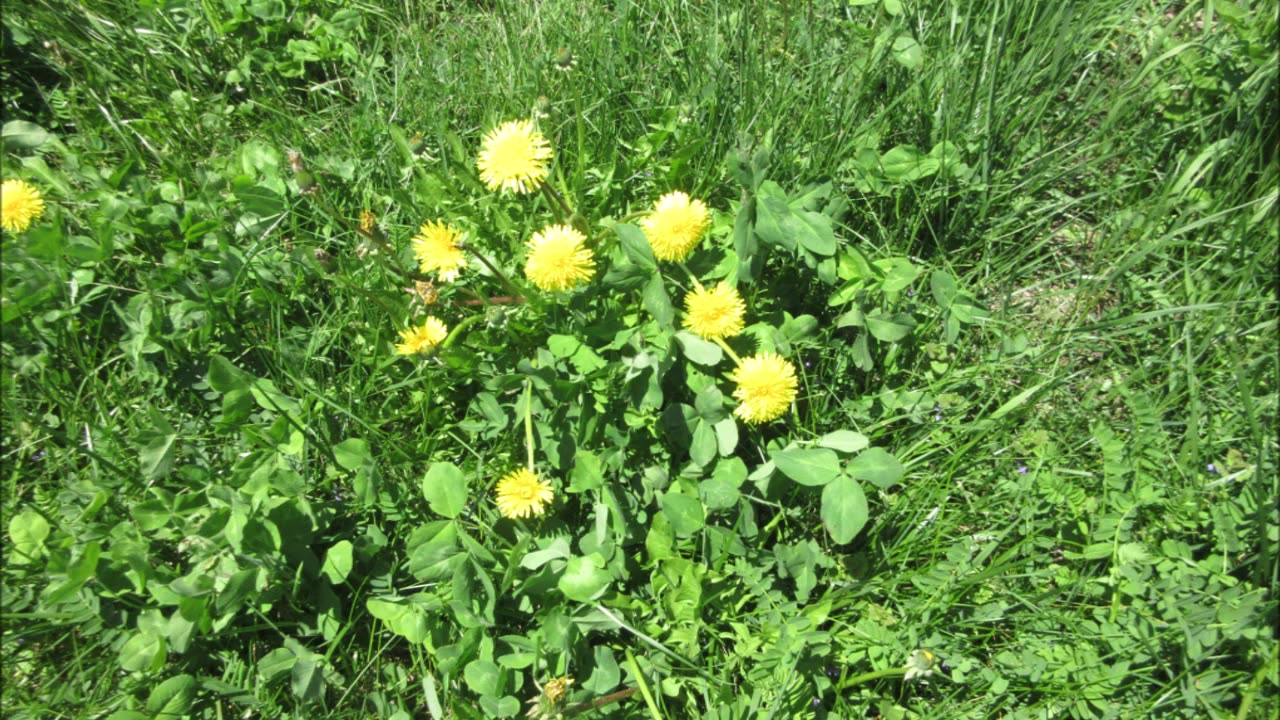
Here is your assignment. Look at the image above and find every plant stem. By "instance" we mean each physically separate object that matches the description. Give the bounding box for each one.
[440,313,486,350]
[836,667,906,690]
[523,377,535,471]
[460,242,525,301]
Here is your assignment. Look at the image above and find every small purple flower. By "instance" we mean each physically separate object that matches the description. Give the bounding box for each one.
[1017,464,1028,475]
[1206,463,1218,474]
[811,697,823,709]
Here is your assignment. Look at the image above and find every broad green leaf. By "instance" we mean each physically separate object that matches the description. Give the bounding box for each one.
[291,659,324,702]
[847,448,906,489]
[208,354,252,393]
[643,273,675,328]
[119,631,166,672]
[2,120,51,150]
[569,451,604,493]
[257,647,297,683]
[674,330,723,366]
[772,447,841,486]
[822,476,869,543]
[146,674,196,719]
[547,334,581,358]
[795,210,837,255]
[8,509,49,561]
[865,312,917,342]
[755,191,798,252]
[689,420,717,467]
[699,476,740,510]
[137,409,177,480]
[881,145,936,181]
[559,553,611,602]
[891,35,923,70]
[583,646,620,694]
[332,438,371,471]
[421,462,468,518]
[877,257,921,293]
[661,492,706,536]
[615,222,657,272]
[321,540,354,584]
[694,385,727,422]
[367,598,431,643]
[817,430,870,454]
[464,659,503,697]
[714,416,739,456]
[931,270,959,308]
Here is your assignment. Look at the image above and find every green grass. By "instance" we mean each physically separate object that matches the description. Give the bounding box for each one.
[2,0,1276,718]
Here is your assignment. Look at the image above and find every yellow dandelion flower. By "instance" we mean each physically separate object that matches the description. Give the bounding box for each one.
[495,468,554,519]
[524,224,594,292]
[730,353,798,424]
[477,119,553,194]
[411,220,467,281]
[683,283,746,340]
[2,179,46,233]
[641,191,710,262]
[395,316,449,355]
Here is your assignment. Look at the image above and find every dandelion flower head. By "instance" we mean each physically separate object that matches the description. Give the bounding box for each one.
[2,179,46,233]
[641,191,710,262]
[683,283,746,340]
[730,352,798,424]
[411,220,467,281]
[524,224,594,292]
[477,119,553,194]
[495,468,555,519]
[395,316,449,355]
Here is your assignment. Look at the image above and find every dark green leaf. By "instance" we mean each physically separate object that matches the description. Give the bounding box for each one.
[821,476,869,544]
[421,462,468,518]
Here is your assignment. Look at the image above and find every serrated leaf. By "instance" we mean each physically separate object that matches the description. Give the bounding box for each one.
[772,447,841,486]
[822,476,869,544]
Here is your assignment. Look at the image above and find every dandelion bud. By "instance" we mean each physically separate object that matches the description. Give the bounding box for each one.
[553,47,577,72]
[409,134,426,154]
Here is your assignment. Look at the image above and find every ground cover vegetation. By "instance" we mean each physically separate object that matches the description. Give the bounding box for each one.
[2,0,1277,717]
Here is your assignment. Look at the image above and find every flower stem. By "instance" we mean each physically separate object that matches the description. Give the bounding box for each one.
[461,242,525,301]
[440,313,486,350]
[523,377,536,472]
[713,336,742,364]
[540,181,577,221]
[836,667,906,690]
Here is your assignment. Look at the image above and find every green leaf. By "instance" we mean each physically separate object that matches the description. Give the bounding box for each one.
[817,430,870,454]
[208,354,253,393]
[822,476,869,544]
[119,631,166,673]
[559,553,611,602]
[661,492,706,536]
[321,540,354,584]
[689,420,717,467]
[333,438,372,471]
[772,447,841,486]
[699,476,740,510]
[569,451,604,493]
[146,674,196,719]
[931,270,959,308]
[795,210,837,256]
[583,646,620,694]
[367,598,432,643]
[421,462,468,518]
[880,145,937,181]
[674,330,723,366]
[291,659,325,703]
[8,509,49,561]
[877,257,921,293]
[891,35,924,70]
[2,120,51,150]
[616,223,657,272]
[714,416,739,456]
[643,273,675,328]
[694,385,727,422]
[464,659,503,697]
[547,334,582,358]
[136,409,177,480]
[257,647,297,684]
[865,312,917,342]
[846,448,906,489]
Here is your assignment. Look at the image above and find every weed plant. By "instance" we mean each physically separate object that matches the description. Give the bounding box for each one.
[2,1,1276,718]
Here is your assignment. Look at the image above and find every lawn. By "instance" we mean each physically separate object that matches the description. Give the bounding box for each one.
[2,1,1276,718]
